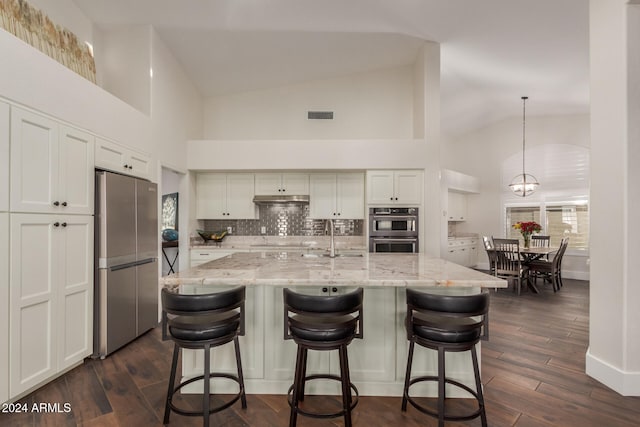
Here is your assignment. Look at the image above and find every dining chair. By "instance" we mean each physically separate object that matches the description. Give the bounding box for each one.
[531,235,550,247]
[527,238,568,292]
[492,238,529,295]
[482,236,497,275]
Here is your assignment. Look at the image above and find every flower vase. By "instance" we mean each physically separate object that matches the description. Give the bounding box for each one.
[523,234,531,249]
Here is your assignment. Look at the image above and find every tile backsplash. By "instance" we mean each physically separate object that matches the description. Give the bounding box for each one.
[203,203,363,236]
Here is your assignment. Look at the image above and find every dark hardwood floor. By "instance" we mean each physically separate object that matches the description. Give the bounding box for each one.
[3,278,640,426]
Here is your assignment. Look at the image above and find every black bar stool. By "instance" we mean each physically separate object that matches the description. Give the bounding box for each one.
[161,286,247,427]
[401,289,489,427]
[283,287,364,427]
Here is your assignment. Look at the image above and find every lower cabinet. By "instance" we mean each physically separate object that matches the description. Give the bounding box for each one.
[444,238,478,268]
[9,213,93,397]
[0,213,8,403]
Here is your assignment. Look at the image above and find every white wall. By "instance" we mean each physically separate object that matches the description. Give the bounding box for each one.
[586,0,640,396]
[203,65,414,140]
[151,28,203,173]
[98,25,152,115]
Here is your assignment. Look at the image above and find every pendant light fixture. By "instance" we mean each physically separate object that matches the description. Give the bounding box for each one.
[509,96,539,197]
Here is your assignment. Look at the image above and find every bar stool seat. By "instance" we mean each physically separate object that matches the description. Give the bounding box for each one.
[402,289,489,427]
[283,288,364,427]
[161,286,247,427]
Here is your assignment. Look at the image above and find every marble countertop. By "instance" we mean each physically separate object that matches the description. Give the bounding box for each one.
[162,251,507,289]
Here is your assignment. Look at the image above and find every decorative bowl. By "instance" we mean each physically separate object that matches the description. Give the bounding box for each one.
[196,229,228,242]
[162,228,179,242]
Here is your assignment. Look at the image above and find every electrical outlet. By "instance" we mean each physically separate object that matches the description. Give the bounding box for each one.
[226,226,232,234]
[261,226,267,234]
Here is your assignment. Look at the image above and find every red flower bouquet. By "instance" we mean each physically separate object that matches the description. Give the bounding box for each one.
[512,221,542,248]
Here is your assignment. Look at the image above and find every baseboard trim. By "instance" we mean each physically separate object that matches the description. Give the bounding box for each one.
[586,347,640,396]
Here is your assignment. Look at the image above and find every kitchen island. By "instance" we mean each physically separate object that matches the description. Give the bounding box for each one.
[161,252,507,397]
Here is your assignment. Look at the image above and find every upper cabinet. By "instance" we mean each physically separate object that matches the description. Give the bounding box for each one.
[447,191,467,221]
[196,173,257,219]
[255,173,309,195]
[366,170,423,205]
[309,173,365,219]
[0,102,8,212]
[95,137,153,181]
[10,107,94,215]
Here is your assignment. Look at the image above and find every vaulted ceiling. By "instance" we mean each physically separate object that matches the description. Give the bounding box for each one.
[73,0,589,136]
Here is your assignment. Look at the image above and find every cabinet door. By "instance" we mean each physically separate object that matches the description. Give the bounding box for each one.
[95,137,128,173]
[58,215,93,370]
[58,125,94,215]
[196,173,227,219]
[309,174,337,218]
[394,171,423,205]
[0,213,8,403]
[366,171,394,204]
[129,150,152,181]
[336,173,365,219]
[226,174,256,219]
[448,192,467,221]
[254,173,282,195]
[282,173,309,194]
[10,108,59,213]
[263,286,328,382]
[10,214,58,396]
[181,286,264,392]
[330,287,396,382]
[0,102,9,212]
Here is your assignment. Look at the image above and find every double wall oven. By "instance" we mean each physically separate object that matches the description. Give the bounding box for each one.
[369,207,419,253]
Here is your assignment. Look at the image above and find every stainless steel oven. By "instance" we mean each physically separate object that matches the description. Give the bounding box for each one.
[369,207,419,253]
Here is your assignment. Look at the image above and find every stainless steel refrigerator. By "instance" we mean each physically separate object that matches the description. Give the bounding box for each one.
[94,171,159,358]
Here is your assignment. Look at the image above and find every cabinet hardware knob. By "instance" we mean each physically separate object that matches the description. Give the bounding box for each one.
[128,165,133,169]
[53,201,60,206]
[61,222,67,227]
[332,287,338,293]
[123,164,128,168]
[390,197,393,201]
[61,201,67,207]
[395,197,398,200]
[322,287,328,293]
[53,222,60,227]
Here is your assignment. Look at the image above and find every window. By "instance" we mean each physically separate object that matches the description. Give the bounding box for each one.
[505,203,589,249]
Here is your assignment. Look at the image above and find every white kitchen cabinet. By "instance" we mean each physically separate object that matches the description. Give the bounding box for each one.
[444,237,478,268]
[9,213,93,397]
[447,191,467,221]
[255,173,309,195]
[366,170,423,205]
[309,173,364,219]
[10,108,94,215]
[196,173,257,219]
[95,137,153,181]
[0,102,9,212]
[0,213,8,404]
[181,285,264,392]
[263,286,396,390]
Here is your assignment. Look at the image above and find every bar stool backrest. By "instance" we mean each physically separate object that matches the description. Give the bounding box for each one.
[283,288,364,341]
[161,286,246,340]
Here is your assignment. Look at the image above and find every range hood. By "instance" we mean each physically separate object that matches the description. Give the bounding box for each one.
[253,194,310,204]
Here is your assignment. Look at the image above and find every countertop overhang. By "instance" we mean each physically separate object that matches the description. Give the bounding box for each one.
[162,251,507,289]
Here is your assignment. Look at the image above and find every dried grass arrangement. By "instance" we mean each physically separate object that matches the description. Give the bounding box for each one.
[0,0,96,83]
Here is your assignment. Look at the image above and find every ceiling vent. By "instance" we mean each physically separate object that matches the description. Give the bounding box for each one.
[308,111,334,120]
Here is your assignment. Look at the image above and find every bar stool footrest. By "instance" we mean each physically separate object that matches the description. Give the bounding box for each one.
[404,375,484,422]
[287,374,359,419]
[168,372,245,417]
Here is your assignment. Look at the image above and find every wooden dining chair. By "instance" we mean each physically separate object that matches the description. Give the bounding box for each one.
[527,238,569,292]
[492,238,529,295]
[531,235,550,247]
[482,236,497,275]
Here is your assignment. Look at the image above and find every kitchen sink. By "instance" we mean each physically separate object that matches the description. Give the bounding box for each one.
[300,253,364,258]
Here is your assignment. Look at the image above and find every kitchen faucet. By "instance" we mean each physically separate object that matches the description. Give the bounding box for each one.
[325,218,336,258]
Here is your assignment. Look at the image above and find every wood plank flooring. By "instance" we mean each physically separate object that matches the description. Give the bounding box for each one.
[3,278,640,426]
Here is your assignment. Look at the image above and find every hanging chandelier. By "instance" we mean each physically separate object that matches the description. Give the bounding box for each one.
[509,96,539,197]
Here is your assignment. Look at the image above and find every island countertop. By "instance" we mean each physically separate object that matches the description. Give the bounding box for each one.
[162,251,507,289]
